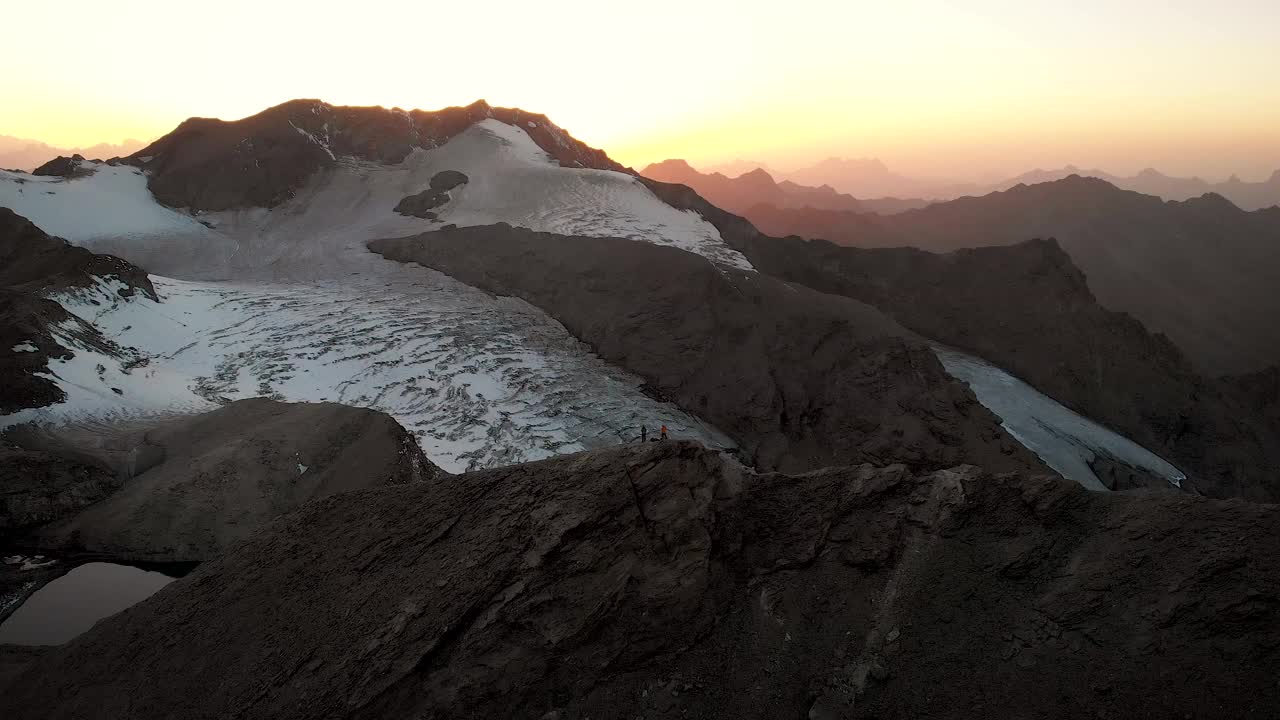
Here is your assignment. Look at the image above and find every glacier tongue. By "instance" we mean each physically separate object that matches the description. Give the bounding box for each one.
[934,347,1185,491]
[4,275,734,474]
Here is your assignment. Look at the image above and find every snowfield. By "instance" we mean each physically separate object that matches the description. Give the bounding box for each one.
[934,347,1186,491]
[2,275,733,473]
[415,120,755,271]
[0,163,209,242]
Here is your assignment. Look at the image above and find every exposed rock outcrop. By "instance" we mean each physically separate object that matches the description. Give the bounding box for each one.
[5,442,1276,719]
[130,99,626,212]
[393,169,469,218]
[30,154,92,179]
[370,224,1044,476]
[23,398,443,562]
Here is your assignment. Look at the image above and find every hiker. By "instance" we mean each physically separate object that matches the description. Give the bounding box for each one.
[660,425,669,440]
[640,425,648,443]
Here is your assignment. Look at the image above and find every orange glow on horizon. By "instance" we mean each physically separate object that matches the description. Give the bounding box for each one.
[3,0,1279,181]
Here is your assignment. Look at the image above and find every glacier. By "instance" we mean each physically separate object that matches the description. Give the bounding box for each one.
[934,347,1185,491]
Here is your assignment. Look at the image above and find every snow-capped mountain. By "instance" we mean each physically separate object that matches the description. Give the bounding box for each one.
[0,103,751,472]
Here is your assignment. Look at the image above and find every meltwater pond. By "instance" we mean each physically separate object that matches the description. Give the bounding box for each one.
[0,562,177,645]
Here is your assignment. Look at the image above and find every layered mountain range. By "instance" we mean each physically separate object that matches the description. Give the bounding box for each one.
[642,159,929,215]
[689,156,1280,210]
[1,98,1277,718]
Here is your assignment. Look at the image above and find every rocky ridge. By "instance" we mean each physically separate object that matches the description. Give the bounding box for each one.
[3,441,1276,719]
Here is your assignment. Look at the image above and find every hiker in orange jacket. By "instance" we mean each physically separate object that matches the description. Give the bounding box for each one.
[660,425,668,440]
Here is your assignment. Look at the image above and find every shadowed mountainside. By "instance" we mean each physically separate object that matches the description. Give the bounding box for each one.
[639,177,1280,502]
[741,176,1280,376]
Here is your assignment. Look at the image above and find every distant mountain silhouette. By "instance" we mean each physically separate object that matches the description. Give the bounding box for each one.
[743,175,1280,376]
[704,158,777,177]
[972,165,1280,211]
[641,159,928,215]
[714,156,1280,210]
[783,156,949,199]
[0,134,147,172]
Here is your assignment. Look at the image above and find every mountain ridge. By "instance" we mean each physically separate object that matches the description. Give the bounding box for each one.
[742,174,1280,376]
[642,158,928,215]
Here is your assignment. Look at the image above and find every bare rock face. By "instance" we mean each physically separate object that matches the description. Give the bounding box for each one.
[4,441,1276,719]
[130,99,625,212]
[30,154,90,178]
[369,225,1044,476]
[23,398,444,562]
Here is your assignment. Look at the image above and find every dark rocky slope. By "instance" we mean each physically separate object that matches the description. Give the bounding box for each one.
[641,178,1280,501]
[741,176,1280,376]
[4,442,1276,719]
[18,398,442,562]
[130,99,625,211]
[369,225,1043,476]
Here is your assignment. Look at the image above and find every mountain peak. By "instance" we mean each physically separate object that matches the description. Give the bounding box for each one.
[738,167,776,183]
[128,99,625,211]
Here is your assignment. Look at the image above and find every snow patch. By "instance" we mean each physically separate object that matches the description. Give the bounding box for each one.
[11,342,37,353]
[289,120,336,161]
[935,347,1186,491]
[0,162,210,244]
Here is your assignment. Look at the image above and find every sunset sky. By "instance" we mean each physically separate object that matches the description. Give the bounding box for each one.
[4,0,1279,180]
